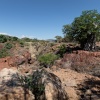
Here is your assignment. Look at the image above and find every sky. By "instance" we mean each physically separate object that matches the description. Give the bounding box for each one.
[0,0,100,40]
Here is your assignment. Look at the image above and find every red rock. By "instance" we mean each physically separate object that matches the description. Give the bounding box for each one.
[0,51,32,71]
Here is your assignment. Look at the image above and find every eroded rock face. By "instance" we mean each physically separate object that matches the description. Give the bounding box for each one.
[0,51,33,71]
[0,68,68,100]
[53,68,100,100]
[0,87,35,100]
[31,69,68,100]
[0,68,35,100]
[8,51,32,67]
[60,50,100,76]
[0,68,18,85]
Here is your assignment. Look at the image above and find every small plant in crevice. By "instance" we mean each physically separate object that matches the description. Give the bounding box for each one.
[18,72,45,100]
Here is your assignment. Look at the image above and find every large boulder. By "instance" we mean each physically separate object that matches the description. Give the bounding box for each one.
[31,69,68,100]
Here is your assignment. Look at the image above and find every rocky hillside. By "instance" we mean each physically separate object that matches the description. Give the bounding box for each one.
[0,38,100,100]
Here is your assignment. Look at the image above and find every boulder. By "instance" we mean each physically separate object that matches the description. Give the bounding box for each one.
[31,69,68,100]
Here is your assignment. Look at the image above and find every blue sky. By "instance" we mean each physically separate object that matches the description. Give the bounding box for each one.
[0,0,100,39]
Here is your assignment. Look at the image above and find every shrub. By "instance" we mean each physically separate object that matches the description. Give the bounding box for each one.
[18,71,45,100]
[38,53,58,67]
[57,44,66,57]
[0,48,9,58]
[21,37,32,42]
[4,43,13,49]
[0,35,7,43]
[50,43,55,47]
[12,36,18,41]
[19,41,24,47]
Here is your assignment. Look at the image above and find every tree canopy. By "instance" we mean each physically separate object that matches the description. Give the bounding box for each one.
[55,36,62,43]
[63,10,100,51]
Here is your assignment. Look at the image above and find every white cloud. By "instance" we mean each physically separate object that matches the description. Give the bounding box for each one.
[21,34,34,39]
[21,35,26,38]
[0,32,9,35]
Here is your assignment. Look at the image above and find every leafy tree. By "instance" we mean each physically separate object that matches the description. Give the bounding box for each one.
[55,36,62,43]
[63,10,100,51]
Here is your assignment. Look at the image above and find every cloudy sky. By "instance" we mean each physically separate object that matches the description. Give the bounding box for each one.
[0,0,100,39]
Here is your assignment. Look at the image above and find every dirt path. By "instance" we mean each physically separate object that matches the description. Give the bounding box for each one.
[26,42,37,59]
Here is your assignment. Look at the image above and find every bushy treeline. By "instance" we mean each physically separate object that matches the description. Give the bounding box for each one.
[0,34,19,43]
[0,34,40,43]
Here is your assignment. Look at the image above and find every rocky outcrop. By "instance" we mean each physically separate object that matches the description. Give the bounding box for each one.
[8,51,32,67]
[0,51,33,71]
[31,69,68,100]
[53,68,100,100]
[0,68,35,100]
[0,68,18,84]
[0,87,35,100]
[0,68,68,100]
[58,50,100,76]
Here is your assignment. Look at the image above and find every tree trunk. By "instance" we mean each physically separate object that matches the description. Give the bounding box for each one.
[84,33,96,51]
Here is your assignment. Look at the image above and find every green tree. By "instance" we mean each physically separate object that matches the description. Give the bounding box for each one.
[55,36,62,43]
[63,10,100,51]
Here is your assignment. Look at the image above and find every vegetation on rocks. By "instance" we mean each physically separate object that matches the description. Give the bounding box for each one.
[19,69,68,100]
[4,42,13,49]
[0,35,7,43]
[0,48,10,58]
[0,9,100,100]
[38,53,59,68]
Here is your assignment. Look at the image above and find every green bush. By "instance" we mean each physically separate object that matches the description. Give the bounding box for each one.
[4,43,13,49]
[18,40,24,47]
[57,44,66,57]
[50,43,55,47]
[0,35,7,43]
[21,37,32,42]
[38,53,58,67]
[0,48,9,58]
[12,36,18,41]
